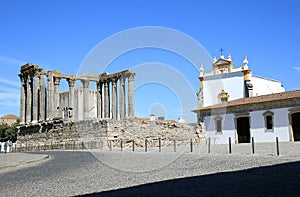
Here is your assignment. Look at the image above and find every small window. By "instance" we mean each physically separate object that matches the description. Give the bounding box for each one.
[216,119,222,133]
[263,111,274,132]
[218,89,230,104]
[215,117,222,133]
[220,97,228,103]
[266,115,273,130]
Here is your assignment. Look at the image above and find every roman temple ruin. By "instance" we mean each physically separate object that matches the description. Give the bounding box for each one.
[17,63,205,149]
[18,63,135,124]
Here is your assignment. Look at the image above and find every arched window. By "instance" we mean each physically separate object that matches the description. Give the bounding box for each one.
[263,111,274,132]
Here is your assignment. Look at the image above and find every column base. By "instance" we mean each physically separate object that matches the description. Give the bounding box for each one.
[31,120,38,124]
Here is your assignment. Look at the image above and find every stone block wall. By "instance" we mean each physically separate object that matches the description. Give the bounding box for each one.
[17,119,206,148]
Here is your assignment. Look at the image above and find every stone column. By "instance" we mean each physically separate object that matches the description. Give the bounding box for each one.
[53,76,61,118]
[39,73,46,121]
[67,78,75,120]
[81,79,89,120]
[47,71,54,120]
[25,75,32,123]
[97,82,103,119]
[74,89,79,121]
[32,73,40,123]
[19,75,26,124]
[104,80,110,118]
[119,76,126,120]
[128,73,135,118]
[111,78,118,120]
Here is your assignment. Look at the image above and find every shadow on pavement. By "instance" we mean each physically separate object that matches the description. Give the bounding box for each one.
[80,161,300,197]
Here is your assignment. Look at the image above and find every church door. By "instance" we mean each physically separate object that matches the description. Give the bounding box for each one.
[292,112,300,141]
[236,117,251,143]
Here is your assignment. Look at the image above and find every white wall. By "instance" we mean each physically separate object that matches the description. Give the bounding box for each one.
[250,108,290,142]
[88,90,97,118]
[60,89,97,120]
[203,72,245,106]
[202,73,285,107]
[204,113,236,144]
[252,75,285,96]
[204,107,291,144]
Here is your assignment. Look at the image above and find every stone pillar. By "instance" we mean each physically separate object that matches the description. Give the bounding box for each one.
[81,79,89,120]
[32,73,40,123]
[104,80,110,118]
[97,82,103,119]
[128,73,135,118]
[39,73,46,121]
[47,71,54,120]
[53,76,61,118]
[25,75,32,123]
[111,78,118,120]
[19,75,26,124]
[74,89,79,121]
[119,76,126,120]
[67,78,75,120]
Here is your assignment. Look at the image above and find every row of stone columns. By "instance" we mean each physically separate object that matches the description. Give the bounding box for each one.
[20,64,135,123]
[47,73,135,121]
[47,76,92,121]
[97,73,135,120]
[19,65,47,124]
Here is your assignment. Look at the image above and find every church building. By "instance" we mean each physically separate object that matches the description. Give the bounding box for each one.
[193,54,300,144]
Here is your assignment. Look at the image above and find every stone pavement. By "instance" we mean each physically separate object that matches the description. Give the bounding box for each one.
[0,152,49,173]
[1,143,300,196]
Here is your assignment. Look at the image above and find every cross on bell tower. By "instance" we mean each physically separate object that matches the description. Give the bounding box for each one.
[219,48,224,56]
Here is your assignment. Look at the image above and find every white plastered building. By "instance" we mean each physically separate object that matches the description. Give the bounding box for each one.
[192,54,300,144]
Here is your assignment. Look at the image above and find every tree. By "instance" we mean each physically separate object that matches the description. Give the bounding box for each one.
[0,120,19,142]
[0,124,9,141]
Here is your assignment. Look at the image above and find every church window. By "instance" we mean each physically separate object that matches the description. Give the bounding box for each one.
[266,116,273,129]
[218,89,230,104]
[221,97,228,103]
[215,117,222,133]
[263,111,274,132]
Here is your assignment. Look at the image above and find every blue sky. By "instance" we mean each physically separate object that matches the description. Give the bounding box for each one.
[0,0,299,122]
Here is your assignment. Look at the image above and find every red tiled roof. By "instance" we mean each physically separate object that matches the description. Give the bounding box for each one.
[134,118,150,122]
[166,120,177,123]
[1,114,19,120]
[193,90,300,112]
[134,118,177,123]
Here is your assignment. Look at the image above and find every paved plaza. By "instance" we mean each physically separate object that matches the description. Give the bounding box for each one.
[1,142,300,196]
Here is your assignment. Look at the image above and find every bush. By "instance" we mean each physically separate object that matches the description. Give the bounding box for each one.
[0,120,19,142]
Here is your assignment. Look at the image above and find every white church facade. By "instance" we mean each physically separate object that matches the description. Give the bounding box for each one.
[193,54,300,144]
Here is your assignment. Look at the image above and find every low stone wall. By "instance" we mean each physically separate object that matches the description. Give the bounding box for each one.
[107,120,206,148]
[17,119,206,148]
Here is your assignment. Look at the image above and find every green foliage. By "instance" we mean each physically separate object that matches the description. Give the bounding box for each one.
[0,120,19,142]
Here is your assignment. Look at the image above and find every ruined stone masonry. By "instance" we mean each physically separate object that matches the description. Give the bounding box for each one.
[17,119,206,149]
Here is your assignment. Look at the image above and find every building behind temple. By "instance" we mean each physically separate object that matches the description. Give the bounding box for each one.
[0,114,19,125]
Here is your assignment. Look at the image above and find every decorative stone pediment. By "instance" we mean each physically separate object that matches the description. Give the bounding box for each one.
[213,59,231,67]
[212,57,233,74]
